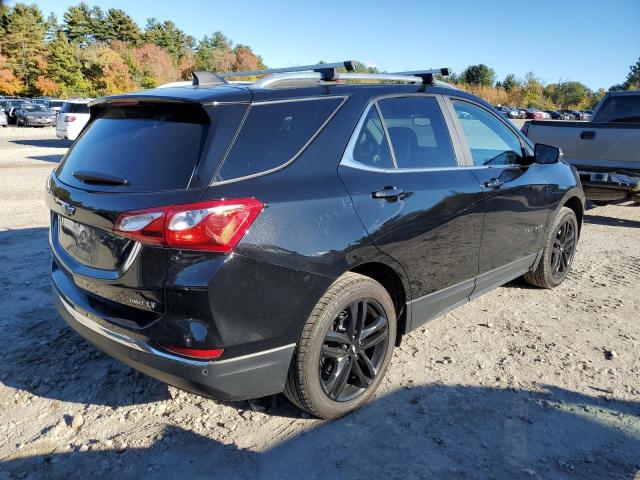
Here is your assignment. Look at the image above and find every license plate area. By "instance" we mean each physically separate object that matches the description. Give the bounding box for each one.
[57,214,132,270]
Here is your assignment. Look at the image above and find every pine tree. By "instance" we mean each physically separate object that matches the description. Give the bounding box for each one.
[62,3,93,45]
[0,3,47,91]
[46,31,87,95]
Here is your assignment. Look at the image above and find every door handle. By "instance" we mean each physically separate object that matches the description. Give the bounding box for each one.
[372,186,405,200]
[580,130,596,140]
[484,178,503,189]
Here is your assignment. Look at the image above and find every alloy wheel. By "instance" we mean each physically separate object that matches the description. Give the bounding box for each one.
[319,299,389,402]
[551,219,576,280]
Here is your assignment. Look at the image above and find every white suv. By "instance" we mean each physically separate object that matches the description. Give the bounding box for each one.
[56,99,92,140]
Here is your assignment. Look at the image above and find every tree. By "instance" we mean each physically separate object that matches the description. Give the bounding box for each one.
[232,45,261,71]
[544,81,590,109]
[459,64,496,87]
[102,9,142,45]
[130,43,177,88]
[62,2,93,45]
[144,18,195,59]
[0,3,47,91]
[45,31,87,95]
[501,74,519,93]
[624,57,640,90]
[81,44,136,95]
[195,33,235,72]
[45,12,60,42]
[0,51,23,95]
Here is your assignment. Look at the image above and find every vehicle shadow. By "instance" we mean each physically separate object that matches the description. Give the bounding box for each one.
[584,214,640,229]
[26,154,64,163]
[10,138,72,148]
[1,384,638,480]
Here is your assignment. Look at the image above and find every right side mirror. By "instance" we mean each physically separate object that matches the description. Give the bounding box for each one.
[534,143,563,164]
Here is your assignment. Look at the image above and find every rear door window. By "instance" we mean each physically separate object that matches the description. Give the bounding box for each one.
[215,97,343,182]
[56,103,210,192]
[352,106,394,169]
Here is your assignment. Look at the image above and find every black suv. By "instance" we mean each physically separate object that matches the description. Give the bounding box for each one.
[48,61,584,418]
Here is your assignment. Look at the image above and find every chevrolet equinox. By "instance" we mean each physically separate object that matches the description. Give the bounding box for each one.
[48,61,585,418]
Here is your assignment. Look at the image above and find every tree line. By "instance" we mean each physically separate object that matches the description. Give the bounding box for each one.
[446,61,639,110]
[1,3,638,108]
[0,3,266,97]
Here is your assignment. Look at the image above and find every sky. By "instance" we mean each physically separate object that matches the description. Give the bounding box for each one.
[11,0,640,90]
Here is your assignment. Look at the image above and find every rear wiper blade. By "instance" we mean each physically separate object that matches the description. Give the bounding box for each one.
[72,170,129,186]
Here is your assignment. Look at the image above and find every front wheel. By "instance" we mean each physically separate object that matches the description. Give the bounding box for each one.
[285,272,396,419]
[525,207,578,288]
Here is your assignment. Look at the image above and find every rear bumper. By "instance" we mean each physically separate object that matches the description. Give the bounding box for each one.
[53,288,295,401]
[578,170,640,202]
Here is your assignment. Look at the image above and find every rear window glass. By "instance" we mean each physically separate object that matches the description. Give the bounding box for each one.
[215,97,343,182]
[56,103,210,192]
[595,95,640,123]
[60,103,90,114]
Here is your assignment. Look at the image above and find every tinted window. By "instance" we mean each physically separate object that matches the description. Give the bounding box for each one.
[378,97,456,169]
[453,100,523,166]
[595,95,640,123]
[351,106,394,169]
[73,103,90,114]
[60,103,73,114]
[216,97,342,182]
[57,103,209,192]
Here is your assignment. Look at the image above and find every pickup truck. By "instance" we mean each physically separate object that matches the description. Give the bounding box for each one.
[522,90,640,204]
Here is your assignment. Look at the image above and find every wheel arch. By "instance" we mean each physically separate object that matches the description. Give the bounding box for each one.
[563,195,584,235]
[349,261,410,346]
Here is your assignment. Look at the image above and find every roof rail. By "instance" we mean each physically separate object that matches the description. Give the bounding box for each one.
[217,60,360,81]
[390,68,451,85]
[190,62,452,88]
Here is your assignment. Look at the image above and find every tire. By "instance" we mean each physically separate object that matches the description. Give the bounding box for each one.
[524,206,578,289]
[285,272,396,419]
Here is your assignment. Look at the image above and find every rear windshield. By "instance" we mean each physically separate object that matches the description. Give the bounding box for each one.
[595,95,640,123]
[214,97,343,182]
[56,103,210,192]
[60,102,90,114]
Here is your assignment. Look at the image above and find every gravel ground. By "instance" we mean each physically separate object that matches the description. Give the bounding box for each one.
[0,126,639,480]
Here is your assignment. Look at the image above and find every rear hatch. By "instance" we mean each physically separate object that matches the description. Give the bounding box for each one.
[48,97,248,328]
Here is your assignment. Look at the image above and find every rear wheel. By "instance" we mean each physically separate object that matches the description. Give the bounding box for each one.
[525,207,578,288]
[285,272,396,419]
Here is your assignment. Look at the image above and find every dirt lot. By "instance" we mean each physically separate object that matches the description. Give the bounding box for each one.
[0,126,639,480]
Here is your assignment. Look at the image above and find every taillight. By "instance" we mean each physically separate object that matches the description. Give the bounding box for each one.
[64,115,76,122]
[114,198,263,253]
[158,343,224,360]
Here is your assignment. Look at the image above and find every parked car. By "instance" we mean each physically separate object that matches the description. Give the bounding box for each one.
[55,99,91,140]
[48,62,585,419]
[2,98,30,123]
[0,107,8,127]
[523,90,640,204]
[48,99,66,114]
[31,98,51,107]
[580,110,593,120]
[525,108,544,119]
[544,110,569,120]
[15,104,57,127]
[495,106,520,119]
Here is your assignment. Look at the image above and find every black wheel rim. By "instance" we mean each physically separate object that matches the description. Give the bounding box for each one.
[551,219,576,280]
[319,299,389,402]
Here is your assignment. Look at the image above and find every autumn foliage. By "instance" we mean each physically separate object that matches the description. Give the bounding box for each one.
[0,3,265,97]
